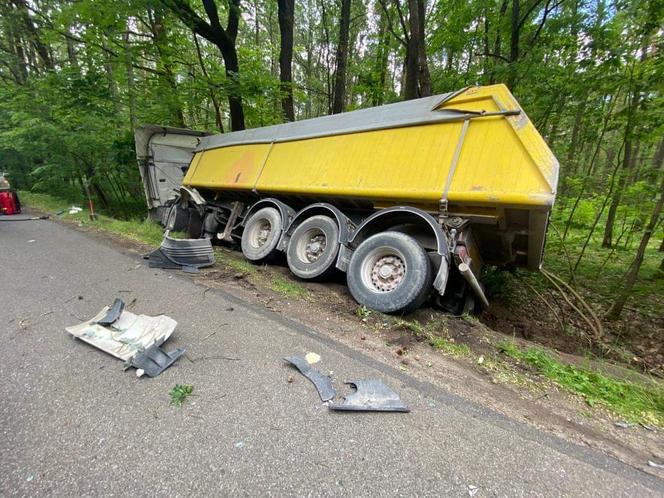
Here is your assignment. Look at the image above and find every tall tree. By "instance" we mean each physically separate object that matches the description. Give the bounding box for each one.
[277,0,295,121]
[332,0,351,113]
[606,174,664,319]
[160,0,245,131]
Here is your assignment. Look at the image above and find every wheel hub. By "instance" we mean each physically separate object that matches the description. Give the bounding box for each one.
[255,221,271,247]
[305,234,326,262]
[370,255,405,292]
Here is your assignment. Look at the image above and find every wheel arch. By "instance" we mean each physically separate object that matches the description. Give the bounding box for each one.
[241,198,296,252]
[285,203,353,244]
[242,198,296,228]
[348,206,451,295]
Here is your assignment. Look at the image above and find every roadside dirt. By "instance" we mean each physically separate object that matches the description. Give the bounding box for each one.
[40,212,664,478]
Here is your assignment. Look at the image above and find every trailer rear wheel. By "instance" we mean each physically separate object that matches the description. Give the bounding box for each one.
[286,215,340,279]
[241,207,282,262]
[347,231,432,314]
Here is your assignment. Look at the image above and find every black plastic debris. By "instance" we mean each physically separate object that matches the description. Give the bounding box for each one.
[284,356,336,402]
[130,343,186,378]
[146,235,214,273]
[95,298,125,326]
[329,379,409,412]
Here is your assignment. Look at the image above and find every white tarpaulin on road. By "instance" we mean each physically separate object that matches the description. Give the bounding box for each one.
[66,306,178,362]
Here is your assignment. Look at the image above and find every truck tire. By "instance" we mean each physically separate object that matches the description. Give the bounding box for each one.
[347,231,432,314]
[286,215,340,280]
[241,207,283,262]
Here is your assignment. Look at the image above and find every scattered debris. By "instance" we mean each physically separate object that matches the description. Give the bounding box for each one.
[169,384,193,406]
[27,239,35,243]
[648,461,664,469]
[614,421,632,429]
[305,352,321,364]
[284,356,335,402]
[68,206,83,214]
[146,235,214,273]
[131,343,186,378]
[95,298,125,326]
[468,484,479,497]
[234,441,245,449]
[26,475,34,482]
[640,423,657,432]
[329,380,409,412]
[66,298,184,377]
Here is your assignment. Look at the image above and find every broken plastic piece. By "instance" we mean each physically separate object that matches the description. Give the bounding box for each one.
[146,235,214,273]
[329,379,409,412]
[284,356,335,402]
[96,298,125,326]
[66,303,181,377]
[130,343,186,378]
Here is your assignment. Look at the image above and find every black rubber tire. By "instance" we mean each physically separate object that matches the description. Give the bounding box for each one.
[241,207,283,262]
[347,231,432,314]
[286,215,340,280]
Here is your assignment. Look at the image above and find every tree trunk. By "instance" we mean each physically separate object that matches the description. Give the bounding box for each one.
[122,31,138,130]
[508,0,520,89]
[149,9,186,127]
[602,139,631,247]
[277,0,295,121]
[403,0,419,100]
[415,0,430,97]
[332,0,351,114]
[372,6,391,106]
[606,174,664,319]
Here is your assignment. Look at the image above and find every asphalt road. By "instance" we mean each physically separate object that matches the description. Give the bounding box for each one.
[1,218,662,497]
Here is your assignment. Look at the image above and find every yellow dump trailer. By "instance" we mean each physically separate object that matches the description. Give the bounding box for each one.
[136,84,559,314]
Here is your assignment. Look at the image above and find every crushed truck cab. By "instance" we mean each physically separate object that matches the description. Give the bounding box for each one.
[135,84,559,314]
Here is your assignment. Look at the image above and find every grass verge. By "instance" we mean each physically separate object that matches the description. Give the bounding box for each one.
[498,340,664,425]
[21,191,165,246]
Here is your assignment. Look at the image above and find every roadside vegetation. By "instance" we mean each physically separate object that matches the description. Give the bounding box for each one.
[497,341,664,426]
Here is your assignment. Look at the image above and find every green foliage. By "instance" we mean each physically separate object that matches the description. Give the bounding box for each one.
[498,342,664,425]
[169,384,194,407]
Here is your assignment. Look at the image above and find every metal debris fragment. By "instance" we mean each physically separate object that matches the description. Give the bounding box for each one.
[130,343,185,378]
[329,379,409,412]
[284,356,335,402]
[96,298,125,326]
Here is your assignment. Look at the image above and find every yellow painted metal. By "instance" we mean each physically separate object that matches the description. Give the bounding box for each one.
[184,84,558,210]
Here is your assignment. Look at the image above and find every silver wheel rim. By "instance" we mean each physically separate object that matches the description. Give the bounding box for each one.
[295,227,327,263]
[360,246,407,293]
[247,218,272,249]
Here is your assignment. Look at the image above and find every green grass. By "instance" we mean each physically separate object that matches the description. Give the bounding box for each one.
[392,318,471,357]
[498,341,664,425]
[430,336,471,357]
[269,275,309,299]
[21,191,165,246]
[214,250,259,275]
[169,384,194,407]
